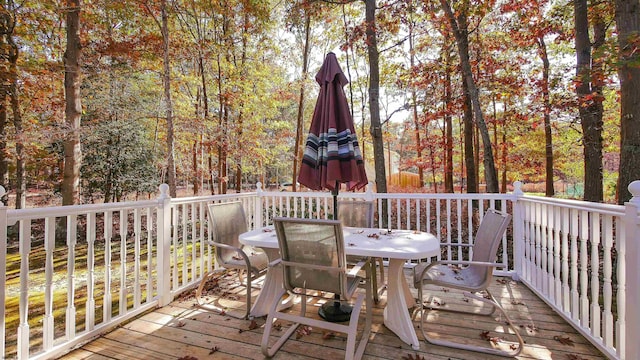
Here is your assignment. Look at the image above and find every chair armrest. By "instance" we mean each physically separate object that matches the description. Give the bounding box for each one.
[268,259,282,268]
[208,240,251,265]
[346,259,369,277]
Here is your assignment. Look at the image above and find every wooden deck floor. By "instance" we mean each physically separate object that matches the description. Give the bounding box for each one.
[59,269,609,360]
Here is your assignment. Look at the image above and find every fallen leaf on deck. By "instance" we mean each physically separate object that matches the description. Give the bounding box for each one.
[401,353,426,360]
[322,331,335,339]
[178,356,198,360]
[566,354,586,360]
[480,330,501,344]
[554,335,575,346]
[209,346,219,354]
[176,321,186,328]
[248,319,259,330]
[295,325,312,339]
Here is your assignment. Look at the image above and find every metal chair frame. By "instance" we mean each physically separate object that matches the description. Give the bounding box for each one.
[261,217,373,360]
[413,209,524,357]
[338,200,385,302]
[195,201,268,319]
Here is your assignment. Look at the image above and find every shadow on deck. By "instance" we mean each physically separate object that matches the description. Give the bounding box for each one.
[59,269,608,360]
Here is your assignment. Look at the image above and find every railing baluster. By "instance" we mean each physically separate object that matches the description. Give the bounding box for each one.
[541,203,548,296]
[570,208,579,321]
[190,203,196,285]
[134,208,141,308]
[553,206,562,306]
[602,214,613,345]
[17,220,30,359]
[181,204,188,286]
[146,207,153,302]
[86,212,96,330]
[562,207,570,312]
[119,209,127,315]
[590,213,601,338]
[43,217,54,350]
[67,215,77,339]
[104,210,112,322]
[579,210,589,327]
[171,205,178,290]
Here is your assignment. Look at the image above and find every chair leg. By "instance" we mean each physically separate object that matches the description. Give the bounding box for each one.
[261,288,299,358]
[418,289,524,357]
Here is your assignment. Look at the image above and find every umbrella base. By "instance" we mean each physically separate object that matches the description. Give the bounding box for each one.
[319,300,353,322]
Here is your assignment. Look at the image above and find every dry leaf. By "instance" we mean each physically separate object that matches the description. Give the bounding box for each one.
[209,346,219,354]
[176,321,186,328]
[295,325,312,339]
[497,278,509,285]
[566,354,586,360]
[248,319,258,330]
[554,335,575,346]
[480,330,501,344]
[402,353,426,360]
[322,331,335,340]
[178,356,198,360]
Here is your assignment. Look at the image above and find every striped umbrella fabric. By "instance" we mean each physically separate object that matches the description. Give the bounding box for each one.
[298,52,368,192]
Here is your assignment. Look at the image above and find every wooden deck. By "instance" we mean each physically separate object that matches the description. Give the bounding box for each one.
[59,269,609,360]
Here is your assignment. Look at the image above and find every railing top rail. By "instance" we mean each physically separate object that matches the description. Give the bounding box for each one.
[4,199,161,224]
[169,192,257,205]
[518,194,625,216]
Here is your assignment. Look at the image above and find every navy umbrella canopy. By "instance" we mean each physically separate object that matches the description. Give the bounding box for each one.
[297,52,368,194]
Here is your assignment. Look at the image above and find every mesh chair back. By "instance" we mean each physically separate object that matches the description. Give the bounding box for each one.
[274,218,346,295]
[469,209,511,283]
[337,200,374,228]
[208,202,248,265]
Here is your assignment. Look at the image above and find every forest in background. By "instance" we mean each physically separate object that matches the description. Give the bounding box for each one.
[0,0,638,208]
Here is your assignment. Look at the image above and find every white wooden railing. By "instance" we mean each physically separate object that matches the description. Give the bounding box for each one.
[1,181,639,360]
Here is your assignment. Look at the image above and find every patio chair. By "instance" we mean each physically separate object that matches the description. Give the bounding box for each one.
[338,200,386,302]
[412,208,524,357]
[195,201,268,319]
[262,217,372,360]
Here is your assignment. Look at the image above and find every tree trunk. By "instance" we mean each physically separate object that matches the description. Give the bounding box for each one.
[0,4,11,196]
[365,0,388,222]
[616,0,640,204]
[538,36,555,197]
[441,0,499,193]
[575,0,604,202]
[293,11,311,192]
[408,7,423,188]
[444,36,453,193]
[62,0,82,205]
[161,0,176,197]
[461,72,476,193]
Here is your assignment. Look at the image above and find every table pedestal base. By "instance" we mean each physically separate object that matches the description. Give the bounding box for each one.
[384,259,420,350]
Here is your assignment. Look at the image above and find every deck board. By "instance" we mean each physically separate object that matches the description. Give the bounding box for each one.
[59,269,609,360]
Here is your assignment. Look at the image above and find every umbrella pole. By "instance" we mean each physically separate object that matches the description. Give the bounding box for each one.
[319,182,354,322]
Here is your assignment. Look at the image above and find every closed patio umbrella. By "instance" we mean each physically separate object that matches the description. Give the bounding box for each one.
[297,52,368,322]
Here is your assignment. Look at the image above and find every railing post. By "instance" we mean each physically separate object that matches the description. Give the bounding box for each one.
[254,182,263,229]
[511,181,524,281]
[623,180,640,360]
[0,186,6,359]
[157,184,172,306]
